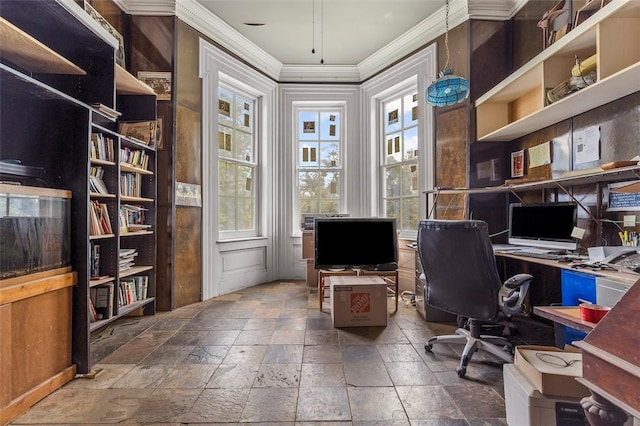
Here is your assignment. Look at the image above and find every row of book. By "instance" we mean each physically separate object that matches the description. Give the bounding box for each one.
[119,276,149,307]
[90,133,116,162]
[121,147,150,170]
[119,204,151,233]
[89,276,150,322]
[89,200,113,236]
[121,172,142,198]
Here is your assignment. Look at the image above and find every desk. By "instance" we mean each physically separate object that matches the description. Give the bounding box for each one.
[494,251,639,286]
[533,306,597,334]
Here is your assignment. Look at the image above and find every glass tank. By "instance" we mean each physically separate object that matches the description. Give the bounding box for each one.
[0,184,71,279]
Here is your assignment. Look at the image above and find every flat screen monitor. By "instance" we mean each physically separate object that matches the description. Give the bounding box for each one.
[508,202,578,250]
[314,217,398,270]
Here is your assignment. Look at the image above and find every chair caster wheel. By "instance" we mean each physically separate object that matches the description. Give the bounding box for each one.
[424,343,433,352]
[456,367,466,378]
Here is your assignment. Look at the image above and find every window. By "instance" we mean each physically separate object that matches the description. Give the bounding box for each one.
[382,91,419,231]
[218,85,257,236]
[296,108,342,229]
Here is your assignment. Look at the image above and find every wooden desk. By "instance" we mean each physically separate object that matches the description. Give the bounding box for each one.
[533,306,598,334]
[494,251,640,285]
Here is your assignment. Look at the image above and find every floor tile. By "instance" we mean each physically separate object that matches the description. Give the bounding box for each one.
[347,386,408,422]
[8,281,542,425]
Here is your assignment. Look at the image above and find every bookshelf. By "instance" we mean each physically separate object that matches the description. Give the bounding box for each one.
[475,0,640,142]
[0,0,157,390]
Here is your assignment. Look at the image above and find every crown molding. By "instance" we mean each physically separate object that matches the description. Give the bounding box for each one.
[112,0,176,15]
[279,65,361,83]
[467,0,528,20]
[112,0,523,83]
[357,0,469,81]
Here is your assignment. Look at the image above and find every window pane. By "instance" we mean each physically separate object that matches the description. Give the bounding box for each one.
[403,92,419,127]
[218,87,233,127]
[299,142,319,168]
[219,161,236,196]
[385,165,401,197]
[386,199,400,219]
[384,98,401,134]
[235,130,253,162]
[403,127,418,161]
[319,200,339,214]
[235,95,253,132]
[402,197,419,231]
[236,197,254,230]
[402,163,418,196]
[299,111,319,141]
[320,112,339,140]
[320,142,340,168]
[237,165,253,197]
[218,126,233,157]
[219,196,236,230]
[385,133,402,164]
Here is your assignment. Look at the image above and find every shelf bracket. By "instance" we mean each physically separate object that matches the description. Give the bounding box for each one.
[553,181,600,224]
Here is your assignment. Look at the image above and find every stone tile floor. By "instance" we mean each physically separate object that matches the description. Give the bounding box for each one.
[10,280,553,425]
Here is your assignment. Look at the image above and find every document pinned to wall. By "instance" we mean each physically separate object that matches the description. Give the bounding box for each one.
[574,126,600,165]
[528,141,552,168]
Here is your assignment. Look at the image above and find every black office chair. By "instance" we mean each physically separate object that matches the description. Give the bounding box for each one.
[417,219,533,378]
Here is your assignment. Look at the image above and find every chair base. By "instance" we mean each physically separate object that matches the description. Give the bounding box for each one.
[424,327,513,377]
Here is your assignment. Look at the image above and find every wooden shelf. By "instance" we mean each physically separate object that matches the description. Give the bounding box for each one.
[120,163,153,175]
[89,297,155,332]
[89,276,116,287]
[120,265,153,279]
[476,0,640,142]
[89,233,116,240]
[90,158,116,166]
[116,64,155,96]
[90,192,116,199]
[121,230,154,237]
[120,195,154,203]
[0,17,86,75]
[425,164,640,195]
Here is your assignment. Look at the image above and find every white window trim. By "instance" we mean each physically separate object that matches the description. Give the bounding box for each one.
[293,102,347,234]
[200,38,278,299]
[360,43,437,240]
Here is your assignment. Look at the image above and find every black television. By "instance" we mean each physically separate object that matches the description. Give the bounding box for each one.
[314,217,398,270]
[508,202,578,251]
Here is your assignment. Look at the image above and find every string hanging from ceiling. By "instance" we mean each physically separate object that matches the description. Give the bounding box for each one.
[426,0,469,107]
[320,0,324,64]
[311,0,315,54]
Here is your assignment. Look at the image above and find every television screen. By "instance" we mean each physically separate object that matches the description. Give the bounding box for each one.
[508,202,577,250]
[314,217,398,270]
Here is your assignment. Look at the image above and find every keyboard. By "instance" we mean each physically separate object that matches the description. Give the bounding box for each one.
[515,251,565,260]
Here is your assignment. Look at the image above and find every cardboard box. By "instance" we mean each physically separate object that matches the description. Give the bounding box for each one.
[503,364,585,426]
[328,275,387,327]
[514,345,590,398]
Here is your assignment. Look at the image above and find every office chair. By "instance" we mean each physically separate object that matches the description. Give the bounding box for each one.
[417,219,532,378]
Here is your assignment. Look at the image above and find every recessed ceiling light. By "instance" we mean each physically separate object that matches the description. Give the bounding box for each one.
[244,23,265,27]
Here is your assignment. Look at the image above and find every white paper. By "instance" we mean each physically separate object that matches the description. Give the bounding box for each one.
[574,126,600,165]
[528,141,551,168]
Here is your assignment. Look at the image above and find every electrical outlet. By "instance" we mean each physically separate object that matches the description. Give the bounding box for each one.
[623,215,637,227]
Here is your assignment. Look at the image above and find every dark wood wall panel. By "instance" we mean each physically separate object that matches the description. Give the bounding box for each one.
[174,208,202,307]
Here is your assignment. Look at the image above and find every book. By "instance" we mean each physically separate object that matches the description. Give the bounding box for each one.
[91,283,114,319]
[90,242,100,277]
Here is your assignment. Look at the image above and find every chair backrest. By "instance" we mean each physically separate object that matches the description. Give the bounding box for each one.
[417,219,502,321]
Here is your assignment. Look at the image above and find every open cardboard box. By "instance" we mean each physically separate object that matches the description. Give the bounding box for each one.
[514,345,591,398]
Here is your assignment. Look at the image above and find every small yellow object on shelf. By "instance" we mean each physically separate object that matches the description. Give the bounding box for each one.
[572,53,597,77]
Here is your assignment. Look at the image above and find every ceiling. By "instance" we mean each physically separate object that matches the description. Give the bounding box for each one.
[115,0,523,81]
[192,0,446,66]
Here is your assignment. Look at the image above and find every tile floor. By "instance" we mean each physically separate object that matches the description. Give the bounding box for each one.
[10,280,553,425]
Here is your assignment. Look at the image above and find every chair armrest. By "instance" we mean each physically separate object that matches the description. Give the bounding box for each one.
[499,273,533,316]
[504,273,533,289]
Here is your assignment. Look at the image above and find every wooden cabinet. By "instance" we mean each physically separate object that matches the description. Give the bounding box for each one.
[475,0,640,142]
[1,0,157,388]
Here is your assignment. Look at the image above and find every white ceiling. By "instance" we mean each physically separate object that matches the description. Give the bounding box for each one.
[192,0,446,66]
[115,0,523,81]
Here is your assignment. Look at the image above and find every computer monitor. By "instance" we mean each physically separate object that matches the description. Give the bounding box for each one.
[314,217,398,270]
[508,202,578,251]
